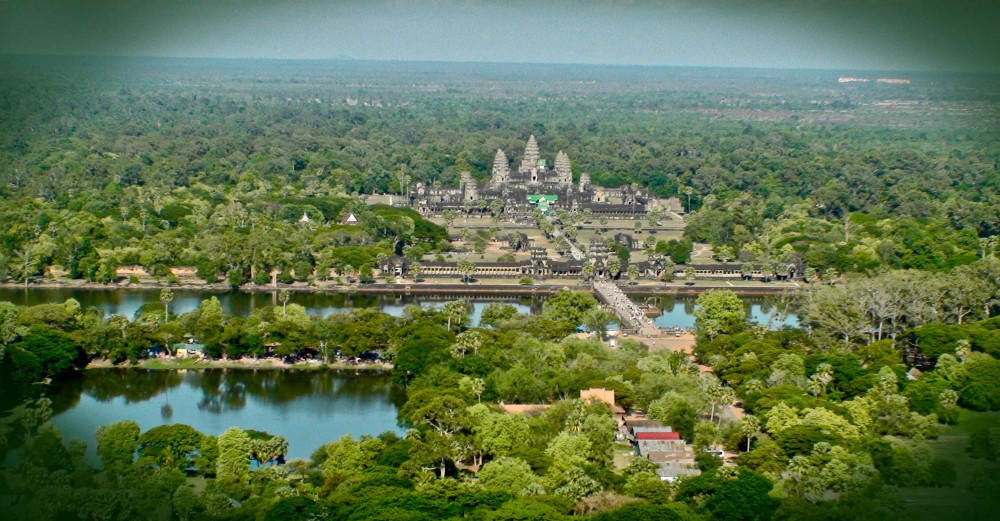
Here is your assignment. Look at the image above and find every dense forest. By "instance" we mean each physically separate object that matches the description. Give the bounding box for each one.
[2,57,1000,520]
[2,286,1000,520]
[1,57,999,281]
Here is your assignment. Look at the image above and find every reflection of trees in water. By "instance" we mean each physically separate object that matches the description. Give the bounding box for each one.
[82,369,183,404]
[192,370,401,411]
[195,370,247,413]
[652,295,800,319]
[55,368,400,415]
[0,289,551,323]
[234,370,396,404]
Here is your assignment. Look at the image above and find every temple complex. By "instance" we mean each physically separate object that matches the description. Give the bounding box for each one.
[410,135,680,218]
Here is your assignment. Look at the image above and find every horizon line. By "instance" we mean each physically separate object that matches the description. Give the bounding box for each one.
[1,52,996,76]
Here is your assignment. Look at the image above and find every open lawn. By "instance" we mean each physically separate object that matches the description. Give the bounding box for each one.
[613,444,639,471]
[574,228,685,248]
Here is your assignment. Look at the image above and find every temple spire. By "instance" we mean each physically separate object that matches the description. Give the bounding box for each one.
[555,150,572,185]
[519,135,540,173]
[491,148,510,186]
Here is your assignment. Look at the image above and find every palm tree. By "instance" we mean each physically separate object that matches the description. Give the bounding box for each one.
[607,258,621,278]
[457,259,476,284]
[278,290,290,315]
[739,415,761,452]
[489,200,504,221]
[442,209,458,228]
[442,300,467,331]
[814,362,834,393]
[627,264,640,285]
[159,288,174,324]
[707,383,726,423]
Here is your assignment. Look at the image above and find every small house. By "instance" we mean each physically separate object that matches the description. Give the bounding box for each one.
[174,343,206,358]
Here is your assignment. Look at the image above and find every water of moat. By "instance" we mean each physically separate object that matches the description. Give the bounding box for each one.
[2,288,797,462]
[0,287,798,328]
[43,369,405,463]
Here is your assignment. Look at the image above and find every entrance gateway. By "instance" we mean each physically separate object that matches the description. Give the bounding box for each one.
[527,194,558,213]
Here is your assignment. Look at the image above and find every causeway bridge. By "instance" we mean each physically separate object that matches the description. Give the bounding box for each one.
[593,280,662,336]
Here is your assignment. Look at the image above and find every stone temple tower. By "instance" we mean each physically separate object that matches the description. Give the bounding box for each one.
[460,171,478,201]
[579,172,592,192]
[490,149,510,187]
[555,151,572,185]
[519,135,540,174]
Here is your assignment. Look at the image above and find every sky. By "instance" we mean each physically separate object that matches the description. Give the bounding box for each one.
[1,0,998,72]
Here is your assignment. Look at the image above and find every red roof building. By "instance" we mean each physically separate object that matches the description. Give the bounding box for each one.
[636,431,681,441]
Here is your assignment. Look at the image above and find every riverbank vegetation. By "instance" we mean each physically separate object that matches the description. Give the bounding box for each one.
[1,286,999,520]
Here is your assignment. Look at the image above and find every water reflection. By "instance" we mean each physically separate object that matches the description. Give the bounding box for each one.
[634,295,800,329]
[47,369,404,461]
[0,287,800,332]
[0,288,538,324]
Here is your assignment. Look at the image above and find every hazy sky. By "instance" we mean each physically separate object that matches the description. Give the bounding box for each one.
[1,0,998,72]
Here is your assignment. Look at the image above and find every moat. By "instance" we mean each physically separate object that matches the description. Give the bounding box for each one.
[0,287,798,328]
[44,369,405,462]
[3,287,797,462]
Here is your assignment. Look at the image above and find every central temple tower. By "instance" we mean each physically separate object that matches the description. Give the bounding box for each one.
[519,135,540,174]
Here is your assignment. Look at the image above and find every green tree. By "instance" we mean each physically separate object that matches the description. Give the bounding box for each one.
[216,427,252,484]
[159,288,174,324]
[96,420,140,470]
[457,258,476,283]
[137,424,203,470]
[608,258,621,276]
[442,300,468,331]
[473,409,531,457]
[450,330,483,358]
[477,456,540,495]
[278,289,290,315]
[543,290,598,326]
[961,353,1000,411]
[481,303,517,328]
[694,289,747,340]
[627,264,640,285]
[584,307,616,340]
[739,415,762,452]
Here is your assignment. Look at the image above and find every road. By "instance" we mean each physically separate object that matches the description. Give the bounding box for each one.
[594,280,662,335]
[546,214,585,260]
[547,213,661,335]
